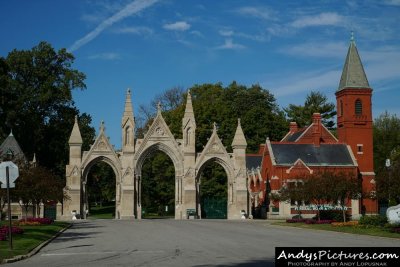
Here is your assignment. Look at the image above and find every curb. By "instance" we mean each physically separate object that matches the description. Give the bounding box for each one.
[1,223,72,264]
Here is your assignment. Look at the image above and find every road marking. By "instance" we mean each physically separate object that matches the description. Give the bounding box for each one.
[41,250,166,257]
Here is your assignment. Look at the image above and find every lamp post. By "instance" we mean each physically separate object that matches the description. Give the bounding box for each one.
[6,149,13,250]
[385,158,392,206]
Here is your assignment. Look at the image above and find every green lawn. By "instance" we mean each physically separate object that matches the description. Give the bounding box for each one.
[88,205,115,219]
[0,221,70,262]
[272,221,400,239]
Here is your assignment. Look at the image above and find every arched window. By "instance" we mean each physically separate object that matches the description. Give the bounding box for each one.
[340,100,343,116]
[125,126,130,145]
[355,99,362,115]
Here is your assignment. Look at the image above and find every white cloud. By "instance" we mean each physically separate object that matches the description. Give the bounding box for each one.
[266,46,400,98]
[291,12,345,28]
[270,69,341,97]
[280,42,347,58]
[219,30,234,37]
[115,26,153,35]
[215,39,245,50]
[88,52,121,60]
[190,30,204,38]
[235,6,276,20]
[384,0,400,6]
[69,0,158,52]
[163,21,191,31]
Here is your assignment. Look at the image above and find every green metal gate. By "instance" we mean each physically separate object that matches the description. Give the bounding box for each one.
[201,197,227,219]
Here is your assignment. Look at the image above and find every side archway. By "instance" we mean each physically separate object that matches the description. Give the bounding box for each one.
[81,155,122,219]
[195,156,233,219]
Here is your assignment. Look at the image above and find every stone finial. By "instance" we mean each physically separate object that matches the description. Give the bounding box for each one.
[213,122,217,133]
[157,102,162,114]
[100,120,105,132]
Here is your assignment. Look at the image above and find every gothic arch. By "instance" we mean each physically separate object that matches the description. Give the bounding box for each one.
[195,156,234,181]
[63,91,248,220]
[134,142,184,177]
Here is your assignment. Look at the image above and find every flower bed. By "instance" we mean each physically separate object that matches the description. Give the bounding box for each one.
[286,219,334,224]
[331,221,359,227]
[0,225,24,241]
[16,217,54,226]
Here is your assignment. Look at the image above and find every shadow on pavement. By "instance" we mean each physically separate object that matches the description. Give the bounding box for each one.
[195,259,275,267]
[50,231,101,243]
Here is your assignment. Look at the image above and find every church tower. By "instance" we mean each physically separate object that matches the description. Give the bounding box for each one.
[182,90,196,168]
[122,88,135,153]
[335,34,376,213]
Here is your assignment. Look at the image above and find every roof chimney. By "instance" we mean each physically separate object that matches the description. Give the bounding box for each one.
[289,122,298,133]
[312,113,322,146]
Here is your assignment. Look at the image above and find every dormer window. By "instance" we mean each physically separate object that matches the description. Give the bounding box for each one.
[355,99,362,115]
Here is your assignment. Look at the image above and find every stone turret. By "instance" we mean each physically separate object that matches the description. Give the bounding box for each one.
[122,88,135,152]
[64,115,83,219]
[182,90,196,169]
[232,119,247,148]
[68,116,83,166]
[232,119,247,169]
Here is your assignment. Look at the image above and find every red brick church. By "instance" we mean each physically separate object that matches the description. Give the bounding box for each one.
[246,36,377,219]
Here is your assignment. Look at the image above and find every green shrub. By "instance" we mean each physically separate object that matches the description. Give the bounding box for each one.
[359,215,388,227]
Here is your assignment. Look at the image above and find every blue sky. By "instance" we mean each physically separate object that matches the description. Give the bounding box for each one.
[1,0,399,149]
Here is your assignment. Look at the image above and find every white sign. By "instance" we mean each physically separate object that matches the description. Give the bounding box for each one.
[0,161,19,188]
[294,204,348,211]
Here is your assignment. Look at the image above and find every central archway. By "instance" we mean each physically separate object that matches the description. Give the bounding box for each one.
[81,156,121,219]
[134,142,184,219]
[85,161,116,219]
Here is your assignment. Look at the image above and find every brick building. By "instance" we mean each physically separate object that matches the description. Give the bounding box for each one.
[246,37,377,219]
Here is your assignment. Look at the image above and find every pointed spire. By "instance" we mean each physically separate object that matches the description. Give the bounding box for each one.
[232,118,247,148]
[69,116,83,144]
[184,90,194,118]
[123,88,134,119]
[9,130,13,137]
[338,32,370,91]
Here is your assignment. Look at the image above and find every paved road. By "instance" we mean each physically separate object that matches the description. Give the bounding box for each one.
[7,219,400,267]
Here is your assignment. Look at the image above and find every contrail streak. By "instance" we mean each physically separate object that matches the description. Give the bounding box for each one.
[69,0,158,52]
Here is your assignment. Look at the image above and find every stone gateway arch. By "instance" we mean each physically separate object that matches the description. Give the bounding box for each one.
[62,90,248,220]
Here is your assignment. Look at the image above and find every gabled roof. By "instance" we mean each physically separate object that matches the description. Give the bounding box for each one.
[0,132,27,162]
[281,129,306,142]
[270,143,355,166]
[246,155,262,170]
[338,34,370,91]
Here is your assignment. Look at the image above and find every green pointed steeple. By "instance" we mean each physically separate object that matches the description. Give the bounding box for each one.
[338,33,370,91]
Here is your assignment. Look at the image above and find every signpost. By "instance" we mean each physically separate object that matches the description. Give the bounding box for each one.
[0,161,19,250]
